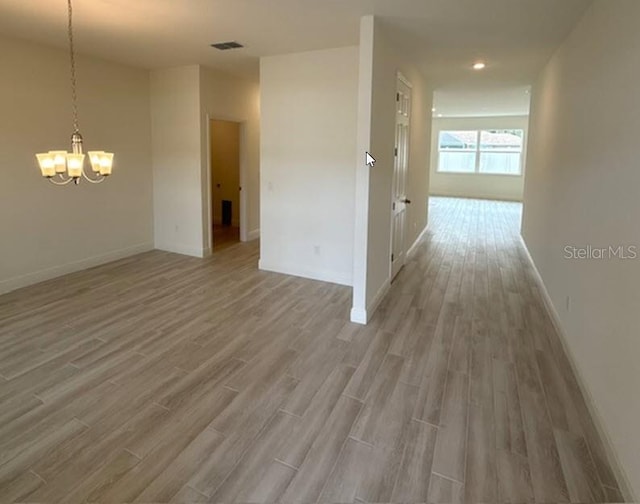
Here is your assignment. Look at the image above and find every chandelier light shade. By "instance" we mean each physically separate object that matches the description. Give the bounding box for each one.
[35,0,114,185]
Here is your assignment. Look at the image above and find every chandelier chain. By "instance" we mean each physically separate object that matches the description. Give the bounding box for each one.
[35,0,114,184]
[68,0,79,133]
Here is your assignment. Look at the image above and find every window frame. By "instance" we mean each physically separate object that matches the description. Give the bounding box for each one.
[436,129,524,176]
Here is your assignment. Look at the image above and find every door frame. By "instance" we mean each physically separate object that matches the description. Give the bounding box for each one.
[205,115,248,252]
[389,72,412,280]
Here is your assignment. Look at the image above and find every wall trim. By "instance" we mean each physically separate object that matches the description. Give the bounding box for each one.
[350,307,367,324]
[155,242,207,258]
[0,242,154,295]
[258,259,352,287]
[519,235,635,502]
[367,278,391,322]
[246,228,260,242]
[397,71,413,89]
[351,278,392,325]
[407,223,429,258]
[354,221,429,325]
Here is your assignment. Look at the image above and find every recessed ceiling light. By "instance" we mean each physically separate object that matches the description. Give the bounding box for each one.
[432,107,436,112]
[438,113,443,117]
[473,62,486,70]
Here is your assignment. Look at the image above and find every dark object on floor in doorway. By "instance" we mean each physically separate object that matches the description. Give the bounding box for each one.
[222,200,232,226]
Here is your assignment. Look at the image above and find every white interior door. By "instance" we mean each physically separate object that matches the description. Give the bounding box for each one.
[391,76,411,280]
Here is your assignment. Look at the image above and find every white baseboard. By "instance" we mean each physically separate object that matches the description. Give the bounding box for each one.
[0,242,154,295]
[155,242,208,258]
[258,259,351,287]
[367,278,391,321]
[246,229,260,242]
[519,236,635,502]
[349,224,426,326]
[407,224,429,258]
[350,278,391,325]
[350,307,367,324]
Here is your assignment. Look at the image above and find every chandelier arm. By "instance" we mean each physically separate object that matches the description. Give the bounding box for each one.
[56,171,73,183]
[48,176,75,186]
[81,169,106,184]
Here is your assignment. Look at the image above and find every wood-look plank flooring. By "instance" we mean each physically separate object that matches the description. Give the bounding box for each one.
[212,225,240,251]
[0,197,623,503]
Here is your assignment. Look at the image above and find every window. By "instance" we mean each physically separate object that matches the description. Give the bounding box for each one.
[437,129,524,175]
[438,130,477,173]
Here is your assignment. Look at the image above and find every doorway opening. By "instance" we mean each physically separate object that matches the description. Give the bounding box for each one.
[210,119,241,251]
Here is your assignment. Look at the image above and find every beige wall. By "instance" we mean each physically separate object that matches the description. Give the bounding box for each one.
[200,68,261,244]
[523,0,640,498]
[430,115,528,201]
[0,35,153,294]
[260,46,359,286]
[151,66,260,257]
[362,19,398,312]
[150,65,204,257]
[352,16,433,323]
[210,120,240,227]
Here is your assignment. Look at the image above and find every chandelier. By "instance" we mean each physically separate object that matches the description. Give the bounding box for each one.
[35,0,114,185]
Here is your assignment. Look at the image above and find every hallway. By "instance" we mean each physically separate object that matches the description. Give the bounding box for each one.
[376,197,622,502]
[0,198,621,502]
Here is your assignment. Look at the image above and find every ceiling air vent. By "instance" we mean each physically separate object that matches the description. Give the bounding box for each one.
[210,41,244,50]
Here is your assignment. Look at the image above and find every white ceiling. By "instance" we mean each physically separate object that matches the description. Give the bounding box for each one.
[0,0,592,115]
